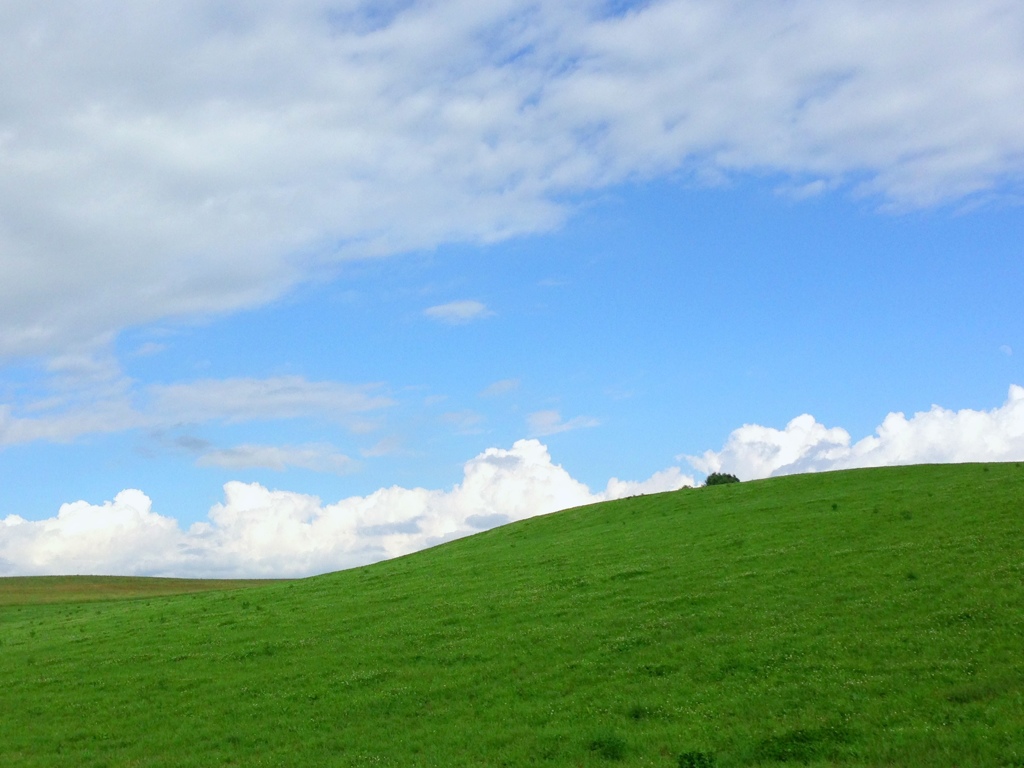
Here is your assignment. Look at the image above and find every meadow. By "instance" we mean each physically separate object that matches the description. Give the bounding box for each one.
[0,576,286,606]
[1,463,1022,766]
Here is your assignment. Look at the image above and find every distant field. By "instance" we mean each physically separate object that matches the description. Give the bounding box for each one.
[1,463,1022,766]
[0,576,289,606]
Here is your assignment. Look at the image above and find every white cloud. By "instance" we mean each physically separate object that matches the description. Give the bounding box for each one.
[196,443,357,474]
[0,490,182,576]
[0,399,142,446]
[601,467,694,499]
[423,300,494,324]
[480,378,520,397]
[440,410,485,434]
[0,439,693,578]
[2,1,1023,357]
[689,384,1024,480]
[360,436,404,458]
[148,376,392,425]
[528,409,600,436]
[131,342,167,358]
[687,414,852,480]
[0,374,392,446]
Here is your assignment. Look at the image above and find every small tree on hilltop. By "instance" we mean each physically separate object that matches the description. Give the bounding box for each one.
[704,472,740,486]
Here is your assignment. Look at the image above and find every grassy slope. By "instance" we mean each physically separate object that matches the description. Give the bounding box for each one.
[0,577,288,606]
[0,463,1022,767]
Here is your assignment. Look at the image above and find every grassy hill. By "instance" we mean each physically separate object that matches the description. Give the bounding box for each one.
[0,576,287,607]
[1,463,1022,767]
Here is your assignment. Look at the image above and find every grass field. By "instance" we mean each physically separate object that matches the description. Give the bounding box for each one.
[0,576,287,606]
[1,463,1022,766]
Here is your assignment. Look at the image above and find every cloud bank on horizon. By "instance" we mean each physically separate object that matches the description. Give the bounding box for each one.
[3,386,1023,578]
[0,439,690,578]
[690,385,1024,479]
[1,0,1022,357]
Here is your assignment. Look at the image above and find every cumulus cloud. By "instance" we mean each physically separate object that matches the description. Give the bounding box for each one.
[2,1,1023,356]
[0,490,182,576]
[423,300,494,324]
[0,439,693,578]
[528,410,600,436]
[689,384,1024,480]
[601,467,695,499]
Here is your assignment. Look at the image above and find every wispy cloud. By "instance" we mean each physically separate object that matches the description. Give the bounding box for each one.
[0,400,141,446]
[2,2,1022,357]
[527,410,600,437]
[360,436,404,458]
[423,300,494,325]
[148,376,392,425]
[440,410,485,434]
[131,342,167,358]
[480,378,520,397]
[196,443,357,474]
[0,375,393,447]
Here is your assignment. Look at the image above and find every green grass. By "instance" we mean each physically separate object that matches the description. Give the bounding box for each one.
[1,462,1022,766]
[0,576,287,606]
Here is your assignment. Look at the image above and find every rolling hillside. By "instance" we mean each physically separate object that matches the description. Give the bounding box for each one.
[1,463,1022,766]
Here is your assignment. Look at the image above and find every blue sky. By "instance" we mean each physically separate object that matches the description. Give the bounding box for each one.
[1,1,1023,576]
